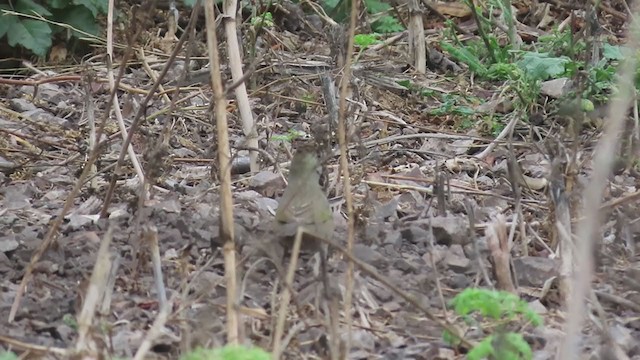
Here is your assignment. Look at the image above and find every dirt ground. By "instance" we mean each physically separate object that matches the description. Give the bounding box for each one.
[1,1,640,359]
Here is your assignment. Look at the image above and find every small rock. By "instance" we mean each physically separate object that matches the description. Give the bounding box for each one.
[353,244,386,268]
[448,273,471,289]
[0,234,19,253]
[401,226,430,245]
[610,322,635,353]
[513,256,559,287]
[431,215,470,246]
[394,258,416,273]
[433,347,456,360]
[528,299,548,315]
[540,77,571,98]
[249,171,283,197]
[10,98,37,112]
[381,229,402,249]
[369,284,393,302]
[444,244,471,272]
[423,244,448,264]
[347,329,376,351]
[382,301,401,312]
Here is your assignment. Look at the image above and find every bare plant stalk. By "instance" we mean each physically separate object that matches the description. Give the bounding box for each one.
[272,227,304,359]
[224,0,259,172]
[558,14,640,358]
[133,301,172,360]
[146,225,168,310]
[338,0,359,353]
[75,229,113,355]
[407,0,426,73]
[204,0,238,345]
[487,215,516,293]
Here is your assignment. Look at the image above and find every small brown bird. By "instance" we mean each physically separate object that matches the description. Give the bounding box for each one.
[273,145,335,300]
[273,146,334,251]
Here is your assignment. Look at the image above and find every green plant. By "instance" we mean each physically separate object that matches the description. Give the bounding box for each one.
[446,288,542,360]
[325,0,403,33]
[250,11,273,28]
[0,351,18,360]
[63,313,79,330]
[354,33,380,48]
[271,129,308,143]
[180,345,270,360]
[0,0,107,57]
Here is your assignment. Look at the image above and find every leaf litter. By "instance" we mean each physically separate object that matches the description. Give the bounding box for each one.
[0,1,639,359]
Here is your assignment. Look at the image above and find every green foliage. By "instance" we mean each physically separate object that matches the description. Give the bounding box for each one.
[271,129,308,143]
[371,14,403,33]
[537,28,586,57]
[468,333,533,360]
[451,289,542,325]
[0,352,18,360]
[63,313,79,330]
[180,345,270,360]
[440,41,488,76]
[182,0,199,7]
[354,33,380,48]
[446,289,542,360]
[0,0,106,57]
[250,11,274,28]
[429,93,476,117]
[325,0,403,33]
[517,52,571,81]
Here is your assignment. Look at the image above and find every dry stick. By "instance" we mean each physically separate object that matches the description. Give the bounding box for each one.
[100,254,120,315]
[146,225,168,310]
[315,234,473,348]
[464,199,494,289]
[0,335,67,356]
[223,0,259,173]
[335,0,359,354]
[75,229,113,355]
[203,0,239,345]
[487,215,517,293]
[7,0,142,322]
[132,301,172,360]
[426,217,449,314]
[99,5,200,218]
[558,12,640,358]
[407,0,426,73]
[83,78,99,191]
[272,227,304,359]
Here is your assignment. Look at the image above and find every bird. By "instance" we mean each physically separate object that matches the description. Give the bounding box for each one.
[273,144,335,300]
[274,146,334,247]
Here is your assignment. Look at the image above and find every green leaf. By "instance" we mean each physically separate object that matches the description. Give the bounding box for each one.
[0,351,19,360]
[440,41,487,76]
[73,0,107,17]
[16,0,52,16]
[183,0,199,7]
[467,336,495,360]
[500,333,533,360]
[354,33,380,47]
[59,5,100,36]
[372,15,403,33]
[518,52,570,80]
[365,0,390,13]
[181,346,271,360]
[6,19,52,56]
[603,43,624,60]
[47,0,72,9]
[0,11,20,38]
[250,12,273,28]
